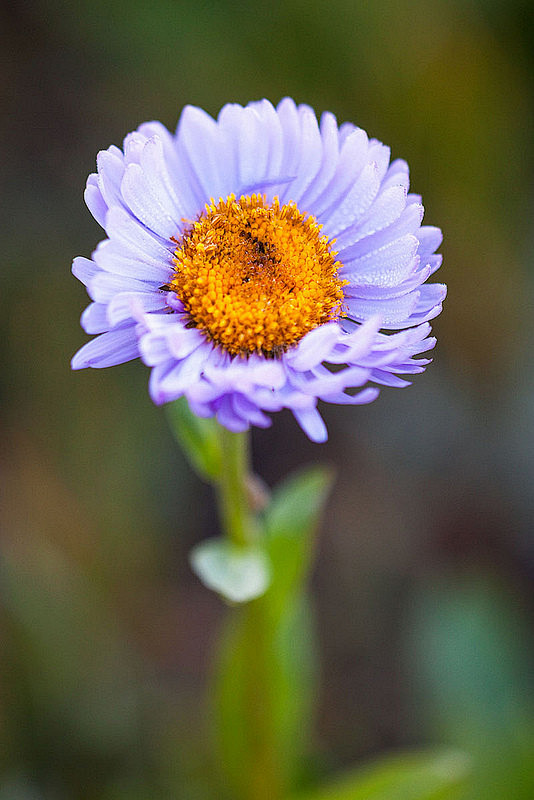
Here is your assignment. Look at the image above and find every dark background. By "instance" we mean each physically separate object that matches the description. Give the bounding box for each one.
[2,1,534,798]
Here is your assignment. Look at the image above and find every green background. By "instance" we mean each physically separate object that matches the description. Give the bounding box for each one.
[2,0,534,797]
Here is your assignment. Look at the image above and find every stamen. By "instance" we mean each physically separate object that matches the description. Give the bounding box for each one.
[169,194,345,357]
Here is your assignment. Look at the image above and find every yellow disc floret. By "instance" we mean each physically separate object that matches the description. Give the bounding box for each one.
[168,194,345,357]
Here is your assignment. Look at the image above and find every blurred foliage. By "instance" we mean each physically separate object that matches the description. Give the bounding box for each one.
[407,573,534,800]
[293,749,470,800]
[2,0,534,797]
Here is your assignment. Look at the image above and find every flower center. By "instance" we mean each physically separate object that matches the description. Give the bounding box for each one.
[168,194,345,357]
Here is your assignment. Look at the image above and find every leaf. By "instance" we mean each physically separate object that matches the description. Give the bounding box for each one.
[263,465,334,620]
[265,465,335,540]
[165,397,223,483]
[189,538,271,603]
[291,749,471,800]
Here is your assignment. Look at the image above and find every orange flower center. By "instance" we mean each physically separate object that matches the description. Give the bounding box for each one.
[169,194,345,357]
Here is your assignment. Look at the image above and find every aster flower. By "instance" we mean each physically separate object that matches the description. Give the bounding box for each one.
[72,98,445,442]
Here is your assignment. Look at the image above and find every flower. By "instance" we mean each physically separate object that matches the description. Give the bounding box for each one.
[72,98,445,442]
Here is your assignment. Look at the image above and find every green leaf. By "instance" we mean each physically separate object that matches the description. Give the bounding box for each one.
[291,749,471,800]
[265,464,335,539]
[263,465,334,620]
[166,397,223,483]
[190,538,271,603]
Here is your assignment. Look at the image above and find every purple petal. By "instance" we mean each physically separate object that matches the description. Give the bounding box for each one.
[308,127,369,218]
[279,105,323,203]
[299,111,340,209]
[81,302,109,334]
[344,291,419,326]
[176,104,227,201]
[341,234,419,288]
[121,163,179,239]
[107,291,168,326]
[338,202,424,262]
[292,406,328,443]
[321,161,381,233]
[334,185,409,249]
[320,387,380,405]
[93,239,172,284]
[71,326,138,369]
[104,206,175,262]
[88,270,157,304]
[72,256,99,286]
[84,174,108,227]
[285,323,341,371]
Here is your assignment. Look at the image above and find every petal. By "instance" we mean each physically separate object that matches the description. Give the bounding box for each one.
[276,98,302,189]
[93,239,172,284]
[176,104,227,201]
[326,315,383,364]
[279,105,323,203]
[138,134,192,223]
[417,225,443,259]
[139,120,203,217]
[337,202,424,261]
[321,161,381,233]
[216,395,250,433]
[72,256,99,286]
[84,174,108,227]
[217,103,273,195]
[344,291,419,326]
[88,270,157,303]
[292,406,328,443]
[308,127,369,218]
[320,387,380,405]
[285,323,342,371]
[104,206,175,263]
[81,302,109,334]
[107,291,168,326]
[334,185,409,249]
[121,162,180,239]
[149,347,207,403]
[96,146,127,210]
[341,234,420,288]
[299,111,340,209]
[232,393,272,428]
[71,326,138,369]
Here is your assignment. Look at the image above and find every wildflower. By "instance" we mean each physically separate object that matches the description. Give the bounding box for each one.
[72,99,445,442]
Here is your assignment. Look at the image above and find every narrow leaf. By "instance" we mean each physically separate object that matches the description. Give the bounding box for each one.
[292,749,471,800]
[263,465,334,619]
[166,397,223,483]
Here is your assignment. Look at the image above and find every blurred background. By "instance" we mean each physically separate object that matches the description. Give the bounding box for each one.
[2,0,534,797]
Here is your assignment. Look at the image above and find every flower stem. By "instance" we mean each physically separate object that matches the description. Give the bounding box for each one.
[215,427,255,548]
[241,601,285,800]
[212,427,285,800]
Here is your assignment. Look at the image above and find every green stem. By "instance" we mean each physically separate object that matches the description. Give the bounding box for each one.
[242,601,284,800]
[215,427,255,548]
[212,426,284,800]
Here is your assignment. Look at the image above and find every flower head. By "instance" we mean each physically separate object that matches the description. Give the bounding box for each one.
[72,98,445,442]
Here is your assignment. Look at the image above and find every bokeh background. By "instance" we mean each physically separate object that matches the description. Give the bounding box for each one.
[2,0,534,797]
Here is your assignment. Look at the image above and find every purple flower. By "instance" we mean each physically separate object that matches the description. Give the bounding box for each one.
[72,98,445,442]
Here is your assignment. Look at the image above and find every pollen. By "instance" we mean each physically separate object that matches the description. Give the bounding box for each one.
[168,194,345,357]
